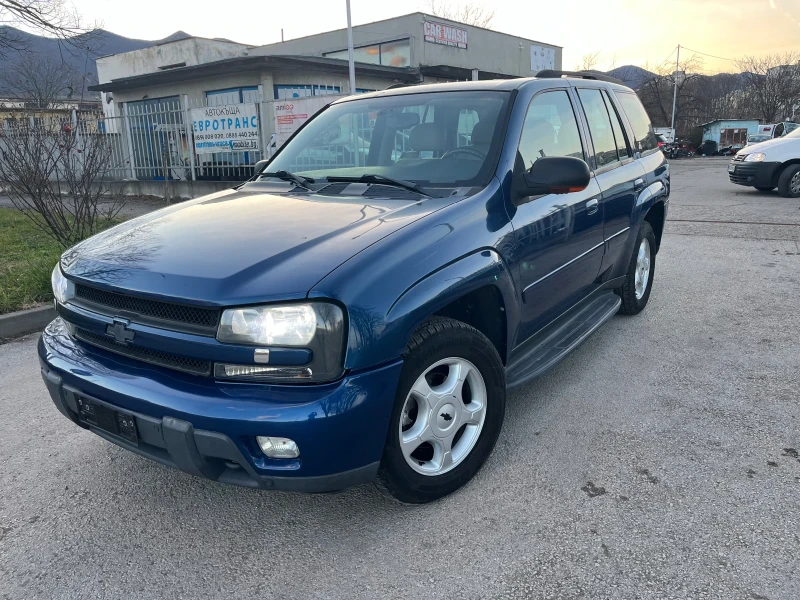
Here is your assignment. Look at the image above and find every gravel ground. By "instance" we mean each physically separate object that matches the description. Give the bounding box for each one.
[1,158,799,599]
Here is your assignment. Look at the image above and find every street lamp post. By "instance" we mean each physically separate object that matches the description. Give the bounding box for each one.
[346,0,356,95]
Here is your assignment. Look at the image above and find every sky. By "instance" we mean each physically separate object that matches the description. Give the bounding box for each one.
[71,0,800,73]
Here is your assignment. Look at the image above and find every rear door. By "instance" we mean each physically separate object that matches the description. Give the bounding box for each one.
[573,86,645,272]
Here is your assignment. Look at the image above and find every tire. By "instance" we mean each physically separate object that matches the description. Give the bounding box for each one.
[777,164,800,198]
[754,186,775,192]
[376,317,506,503]
[617,222,656,316]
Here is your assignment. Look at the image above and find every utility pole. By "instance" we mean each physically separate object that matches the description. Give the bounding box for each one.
[670,44,680,133]
[345,0,356,95]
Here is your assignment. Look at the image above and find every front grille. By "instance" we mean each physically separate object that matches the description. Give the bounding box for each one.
[75,284,220,329]
[733,154,746,162]
[74,328,212,376]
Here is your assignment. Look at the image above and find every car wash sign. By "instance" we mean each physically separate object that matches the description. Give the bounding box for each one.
[190,103,260,154]
[423,21,468,49]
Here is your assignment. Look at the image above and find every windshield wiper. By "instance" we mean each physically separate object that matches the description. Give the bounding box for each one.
[325,174,434,197]
[260,170,315,190]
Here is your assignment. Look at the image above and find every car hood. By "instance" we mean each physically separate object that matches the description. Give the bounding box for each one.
[740,137,798,156]
[63,185,452,306]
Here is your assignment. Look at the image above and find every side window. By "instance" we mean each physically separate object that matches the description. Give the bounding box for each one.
[615,92,658,154]
[577,88,619,168]
[518,90,584,169]
[602,91,631,159]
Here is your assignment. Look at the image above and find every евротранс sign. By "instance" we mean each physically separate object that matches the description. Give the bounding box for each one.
[190,103,260,154]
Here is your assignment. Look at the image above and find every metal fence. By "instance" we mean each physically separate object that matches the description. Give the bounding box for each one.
[0,89,350,184]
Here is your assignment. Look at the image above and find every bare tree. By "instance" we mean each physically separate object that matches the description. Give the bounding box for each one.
[2,53,81,109]
[0,115,121,248]
[575,51,601,72]
[425,0,495,28]
[737,52,800,123]
[0,0,98,57]
[637,55,704,134]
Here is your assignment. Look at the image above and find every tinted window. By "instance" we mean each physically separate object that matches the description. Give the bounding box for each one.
[603,91,631,159]
[577,88,619,168]
[518,90,584,169]
[615,92,658,153]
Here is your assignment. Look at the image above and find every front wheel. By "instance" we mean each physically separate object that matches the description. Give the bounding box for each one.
[617,222,656,315]
[376,317,506,503]
[777,164,800,198]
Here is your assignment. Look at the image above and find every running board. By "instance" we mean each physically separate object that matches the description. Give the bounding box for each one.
[505,292,621,389]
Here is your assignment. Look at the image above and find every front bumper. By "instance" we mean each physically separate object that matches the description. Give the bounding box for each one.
[728,160,780,188]
[39,318,403,492]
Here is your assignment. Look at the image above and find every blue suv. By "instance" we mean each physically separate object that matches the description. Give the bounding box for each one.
[40,72,669,503]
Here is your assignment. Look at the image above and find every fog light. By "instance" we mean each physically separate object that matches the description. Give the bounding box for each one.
[257,436,300,459]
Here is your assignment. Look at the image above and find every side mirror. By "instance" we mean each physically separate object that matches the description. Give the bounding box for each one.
[517,156,591,198]
[253,159,269,174]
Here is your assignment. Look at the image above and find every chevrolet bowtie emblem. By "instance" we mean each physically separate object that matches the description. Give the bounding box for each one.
[106,319,135,345]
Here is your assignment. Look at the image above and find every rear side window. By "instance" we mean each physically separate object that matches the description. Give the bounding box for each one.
[577,88,619,168]
[615,92,658,154]
[602,91,631,159]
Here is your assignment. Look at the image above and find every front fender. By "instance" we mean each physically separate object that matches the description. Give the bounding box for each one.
[386,249,518,363]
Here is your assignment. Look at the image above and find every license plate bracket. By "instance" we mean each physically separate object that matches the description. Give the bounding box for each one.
[77,396,138,445]
[728,164,736,173]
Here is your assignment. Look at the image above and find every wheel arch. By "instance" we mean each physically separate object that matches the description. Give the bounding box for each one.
[643,200,666,253]
[773,159,800,187]
[386,249,518,366]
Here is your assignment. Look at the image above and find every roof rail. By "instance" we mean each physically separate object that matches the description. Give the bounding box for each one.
[535,70,625,86]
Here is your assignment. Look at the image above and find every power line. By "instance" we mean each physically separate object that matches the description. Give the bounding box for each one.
[680,45,738,63]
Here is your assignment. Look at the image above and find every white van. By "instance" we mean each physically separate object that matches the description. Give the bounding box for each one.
[728,127,800,197]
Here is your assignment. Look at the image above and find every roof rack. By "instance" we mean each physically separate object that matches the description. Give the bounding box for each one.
[535,70,625,86]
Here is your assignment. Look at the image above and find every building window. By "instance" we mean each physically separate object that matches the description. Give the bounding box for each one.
[274,84,341,100]
[206,87,259,105]
[324,38,410,68]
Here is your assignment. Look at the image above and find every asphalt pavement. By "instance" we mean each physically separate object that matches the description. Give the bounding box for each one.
[1,157,799,599]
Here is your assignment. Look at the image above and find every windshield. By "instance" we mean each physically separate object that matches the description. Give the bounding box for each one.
[785,127,800,139]
[748,135,770,143]
[266,91,511,188]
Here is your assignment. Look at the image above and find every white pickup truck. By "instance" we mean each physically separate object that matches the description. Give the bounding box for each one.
[728,127,800,197]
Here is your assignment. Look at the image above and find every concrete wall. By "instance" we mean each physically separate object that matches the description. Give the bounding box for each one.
[252,12,561,77]
[97,38,250,84]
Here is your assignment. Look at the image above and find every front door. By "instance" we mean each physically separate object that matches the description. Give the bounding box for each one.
[509,89,605,342]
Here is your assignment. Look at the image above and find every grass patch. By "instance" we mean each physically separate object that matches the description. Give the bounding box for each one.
[0,209,119,315]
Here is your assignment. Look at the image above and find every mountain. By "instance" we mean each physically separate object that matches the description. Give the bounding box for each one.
[607,65,657,90]
[0,26,192,98]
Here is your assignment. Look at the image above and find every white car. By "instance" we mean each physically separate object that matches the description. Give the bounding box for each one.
[728,127,800,197]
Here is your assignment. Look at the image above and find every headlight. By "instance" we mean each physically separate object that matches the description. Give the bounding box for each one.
[51,264,74,305]
[218,304,317,345]
[216,302,345,383]
[744,152,765,162]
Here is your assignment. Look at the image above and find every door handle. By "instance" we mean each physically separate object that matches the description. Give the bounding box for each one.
[586,198,599,215]
[634,178,645,191]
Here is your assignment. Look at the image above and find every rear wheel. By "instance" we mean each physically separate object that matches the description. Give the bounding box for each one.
[777,164,800,198]
[617,222,656,316]
[754,186,775,192]
[376,317,505,503]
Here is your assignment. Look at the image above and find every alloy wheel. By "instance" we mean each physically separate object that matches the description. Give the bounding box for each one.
[399,357,487,476]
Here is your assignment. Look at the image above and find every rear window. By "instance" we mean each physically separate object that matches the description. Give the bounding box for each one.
[614,92,658,154]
